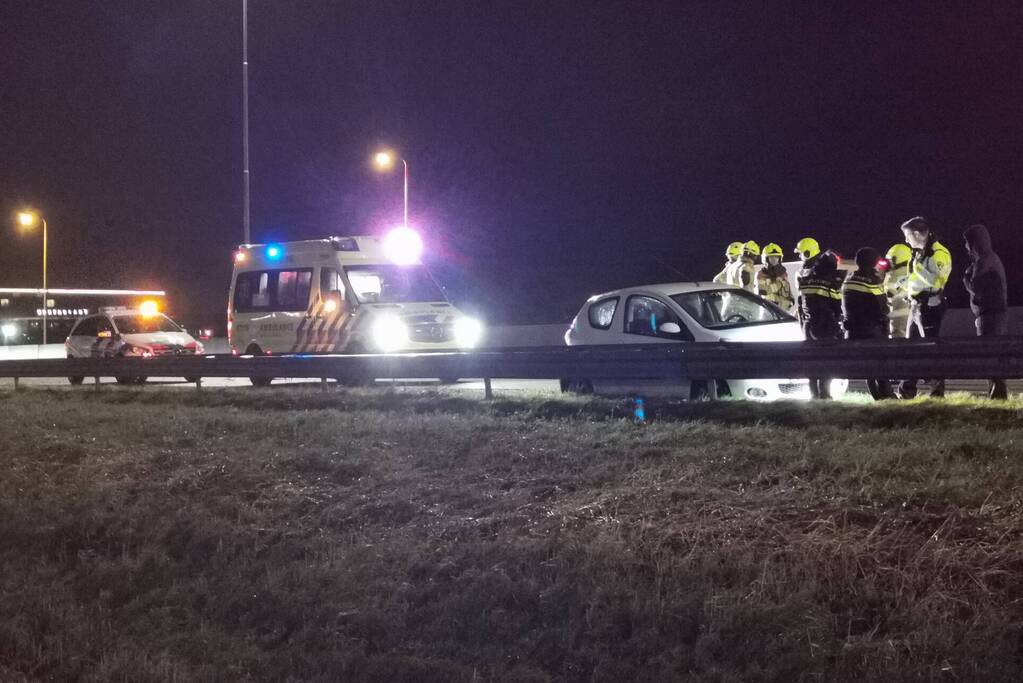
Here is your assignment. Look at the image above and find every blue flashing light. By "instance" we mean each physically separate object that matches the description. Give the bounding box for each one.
[265,245,283,260]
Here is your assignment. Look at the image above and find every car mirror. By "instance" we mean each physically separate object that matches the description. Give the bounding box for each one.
[658,322,682,334]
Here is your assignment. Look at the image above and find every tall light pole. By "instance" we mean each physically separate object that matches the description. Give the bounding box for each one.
[242,0,251,244]
[373,150,409,227]
[16,210,48,344]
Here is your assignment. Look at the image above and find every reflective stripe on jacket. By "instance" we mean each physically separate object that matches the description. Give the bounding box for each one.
[906,239,951,298]
[842,273,888,337]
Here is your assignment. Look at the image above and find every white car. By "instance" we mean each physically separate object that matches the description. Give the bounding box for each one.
[65,308,204,385]
[564,282,847,400]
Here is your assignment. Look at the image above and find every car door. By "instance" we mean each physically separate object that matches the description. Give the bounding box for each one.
[66,316,97,357]
[593,294,694,396]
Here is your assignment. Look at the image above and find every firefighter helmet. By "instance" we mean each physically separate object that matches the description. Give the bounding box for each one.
[761,242,784,264]
[725,242,743,259]
[743,240,761,257]
[885,243,911,270]
[795,237,820,260]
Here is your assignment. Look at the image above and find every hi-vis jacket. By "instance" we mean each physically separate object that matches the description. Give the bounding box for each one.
[756,264,794,311]
[726,257,757,292]
[906,238,952,302]
[842,272,888,338]
[883,262,911,316]
[796,252,844,334]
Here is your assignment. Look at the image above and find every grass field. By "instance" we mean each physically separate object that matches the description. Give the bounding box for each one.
[2,387,1023,682]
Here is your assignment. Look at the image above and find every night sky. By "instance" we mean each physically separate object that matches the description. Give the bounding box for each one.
[3,1,1023,327]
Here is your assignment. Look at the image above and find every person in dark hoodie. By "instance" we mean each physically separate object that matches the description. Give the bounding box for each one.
[794,237,844,399]
[842,247,894,400]
[963,224,1009,399]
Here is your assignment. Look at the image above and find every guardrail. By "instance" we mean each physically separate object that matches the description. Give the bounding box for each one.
[1,337,1022,393]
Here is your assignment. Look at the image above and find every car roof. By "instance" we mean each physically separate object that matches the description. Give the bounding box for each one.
[586,281,742,302]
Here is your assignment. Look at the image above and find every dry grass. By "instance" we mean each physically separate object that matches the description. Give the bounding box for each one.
[2,386,1023,681]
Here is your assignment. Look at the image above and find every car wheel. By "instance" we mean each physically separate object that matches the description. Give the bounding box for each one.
[68,376,84,385]
[247,345,273,387]
[135,377,148,384]
[115,376,134,385]
[183,375,201,383]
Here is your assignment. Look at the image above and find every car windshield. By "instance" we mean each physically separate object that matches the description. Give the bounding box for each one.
[671,289,793,329]
[113,314,183,334]
[344,265,445,304]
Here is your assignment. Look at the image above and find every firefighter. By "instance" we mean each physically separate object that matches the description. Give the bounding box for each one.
[728,240,759,292]
[897,217,952,399]
[842,247,893,400]
[794,237,844,399]
[756,242,794,312]
[880,243,912,338]
[714,242,744,284]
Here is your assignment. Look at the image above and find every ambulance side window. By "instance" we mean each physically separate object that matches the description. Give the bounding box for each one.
[234,271,271,312]
[275,269,313,311]
[320,268,343,298]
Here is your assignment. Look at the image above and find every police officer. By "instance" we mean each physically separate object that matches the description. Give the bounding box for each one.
[842,247,893,400]
[881,243,912,339]
[794,237,844,399]
[897,217,952,399]
[714,242,744,284]
[756,243,794,312]
[728,240,760,292]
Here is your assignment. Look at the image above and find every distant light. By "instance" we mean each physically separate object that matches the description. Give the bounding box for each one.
[323,298,339,313]
[1,323,17,338]
[384,227,423,265]
[235,251,247,263]
[139,300,160,317]
[373,150,396,171]
[453,317,484,348]
[265,245,282,260]
[16,211,37,228]
[371,314,409,352]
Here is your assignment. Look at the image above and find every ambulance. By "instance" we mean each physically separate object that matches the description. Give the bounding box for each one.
[227,230,484,383]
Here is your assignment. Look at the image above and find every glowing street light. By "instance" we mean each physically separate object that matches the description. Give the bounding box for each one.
[373,149,409,228]
[14,210,49,344]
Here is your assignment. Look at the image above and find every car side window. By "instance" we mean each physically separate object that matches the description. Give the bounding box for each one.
[624,295,693,340]
[73,317,96,336]
[96,317,114,335]
[587,297,618,329]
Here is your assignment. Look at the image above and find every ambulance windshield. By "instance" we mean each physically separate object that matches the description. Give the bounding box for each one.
[345,265,445,304]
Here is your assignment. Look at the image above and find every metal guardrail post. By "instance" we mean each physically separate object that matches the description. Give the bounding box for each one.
[484,377,493,399]
[94,376,100,392]
[320,377,327,393]
[13,377,19,391]
[196,377,203,393]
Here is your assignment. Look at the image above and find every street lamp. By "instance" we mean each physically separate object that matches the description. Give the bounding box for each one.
[15,210,49,344]
[373,149,409,228]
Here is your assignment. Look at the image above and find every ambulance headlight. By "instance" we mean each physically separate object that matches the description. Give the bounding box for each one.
[453,317,484,348]
[371,314,409,352]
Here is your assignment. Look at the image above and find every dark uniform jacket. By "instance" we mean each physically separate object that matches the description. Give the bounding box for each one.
[842,271,888,339]
[796,252,844,338]
[963,224,1007,316]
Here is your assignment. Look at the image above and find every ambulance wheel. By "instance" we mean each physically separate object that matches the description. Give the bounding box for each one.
[337,343,371,386]
[438,376,459,385]
[68,376,84,385]
[247,345,274,387]
[136,377,148,384]
[183,376,200,383]
[115,376,134,385]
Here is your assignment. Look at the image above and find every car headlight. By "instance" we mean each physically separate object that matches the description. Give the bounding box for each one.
[453,317,484,348]
[371,315,409,352]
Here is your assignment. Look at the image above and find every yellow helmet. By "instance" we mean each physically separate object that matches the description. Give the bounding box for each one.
[795,237,820,260]
[743,240,760,257]
[885,243,911,269]
[761,242,784,264]
[725,242,744,258]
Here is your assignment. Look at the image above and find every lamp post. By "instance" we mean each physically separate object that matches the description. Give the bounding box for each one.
[16,210,48,344]
[373,150,409,227]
